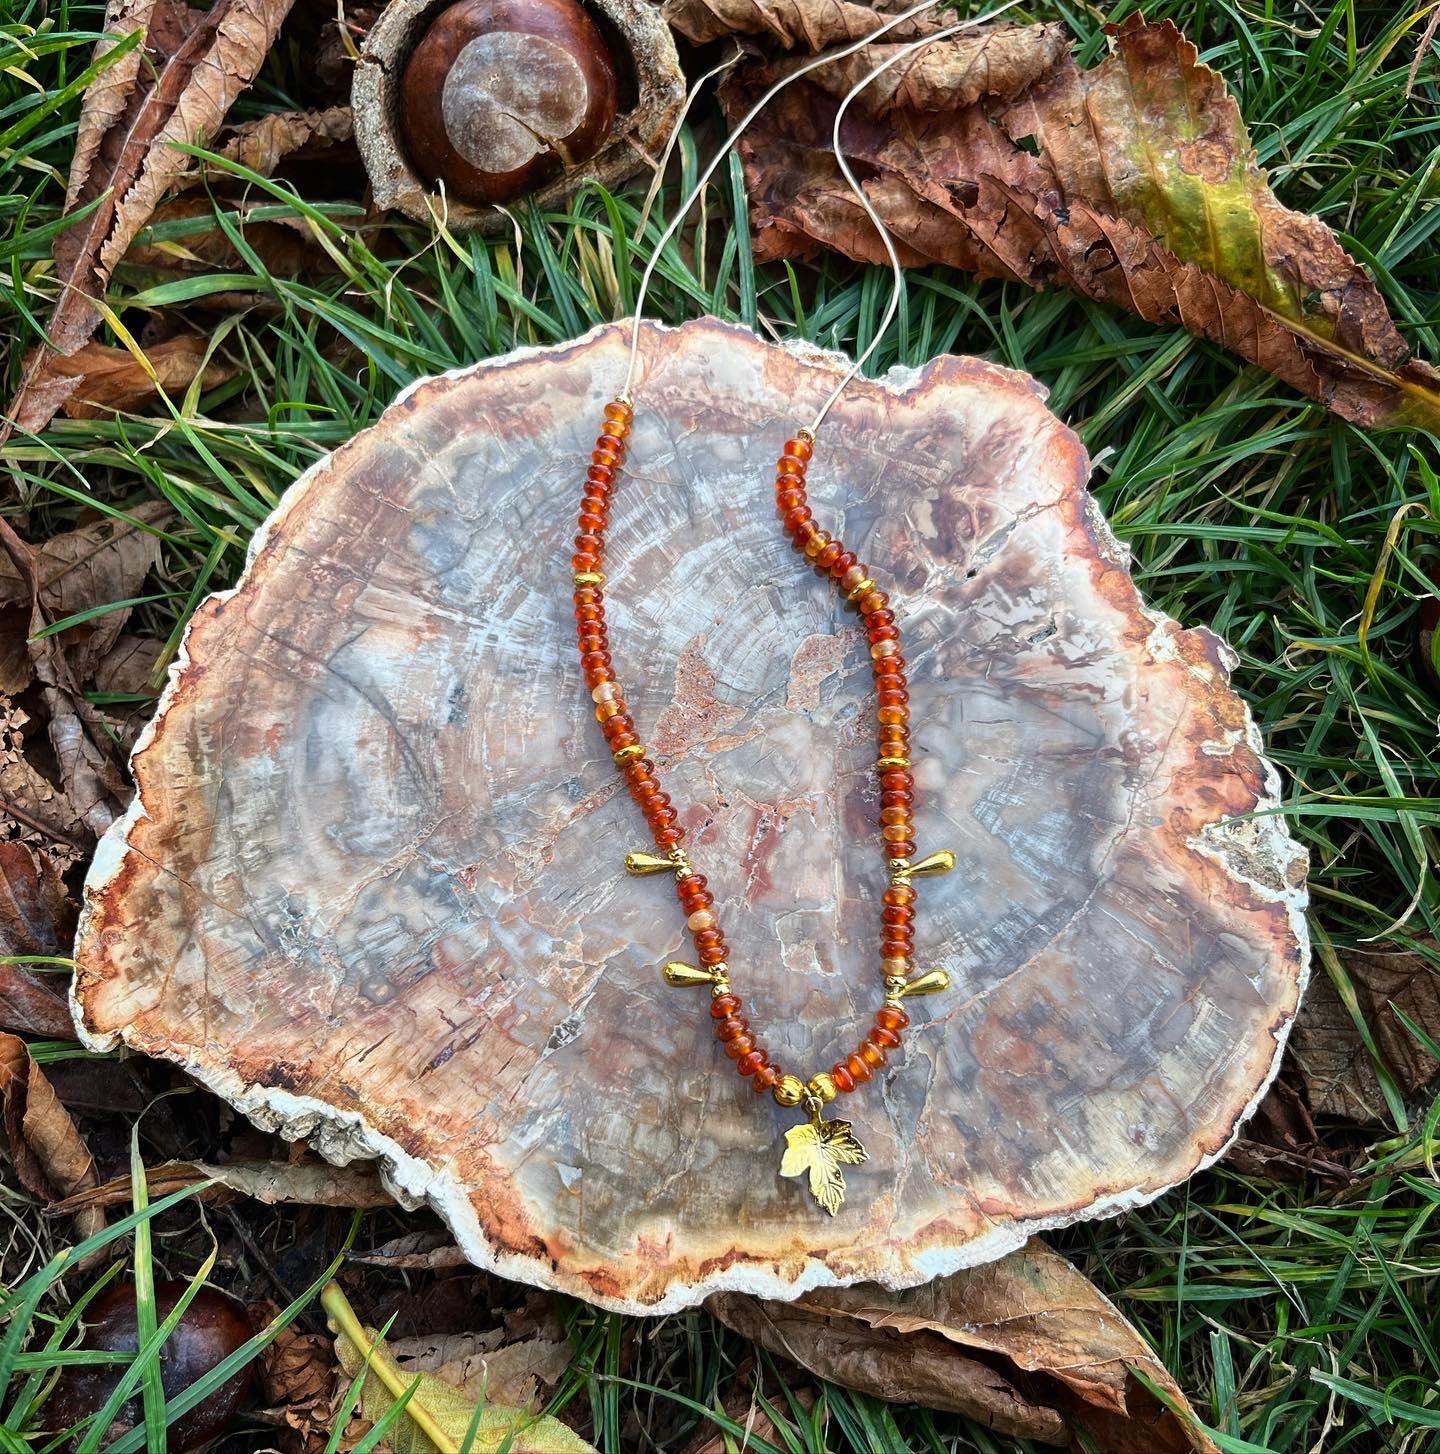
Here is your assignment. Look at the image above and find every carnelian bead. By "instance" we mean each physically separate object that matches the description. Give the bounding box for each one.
[737,1049,768,1077]
[786,436,813,461]
[882,885,915,906]
[889,840,917,858]
[880,791,914,812]
[579,512,605,534]
[782,506,812,533]
[592,447,621,469]
[715,1016,748,1041]
[587,463,615,485]
[859,1040,887,1068]
[698,942,726,963]
[875,656,906,676]
[867,608,895,630]
[776,455,807,476]
[846,1053,872,1084]
[878,705,910,725]
[597,432,625,454]
[882,907,915,929]
[724,1033,756,1059]
[694,926,723,947]
[581,654,612,677]
[878,686,909,706]
[830,1063,856,1094]
[879,806,911,827]
[858,590,888,615]
[656,826,684,847]
[880,770,913,792]
[572,552,599,572]
[870,1025,902,1051]
[830,551,857,580]
[815,541,843,571]
[595,700,623,723]
[792,520,820,547]
[752,1064,781,1091]
[776,487,805,512]
[875,1006,910,1032]
[881,955,911,976]
[869,625,900,644]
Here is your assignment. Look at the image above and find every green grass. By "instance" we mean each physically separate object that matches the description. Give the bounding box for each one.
[2,0,1440,1449]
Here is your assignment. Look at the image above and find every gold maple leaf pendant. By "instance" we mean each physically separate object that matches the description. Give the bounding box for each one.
[779,1103,868,1215]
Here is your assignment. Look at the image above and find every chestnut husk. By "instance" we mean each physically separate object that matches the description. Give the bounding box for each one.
[354,0,683,230]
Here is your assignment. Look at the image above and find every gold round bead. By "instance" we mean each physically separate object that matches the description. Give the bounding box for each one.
[573,570,606,587]
[808,1072,838,1104]
[612,744,645,766]
[772,1074,807,1108]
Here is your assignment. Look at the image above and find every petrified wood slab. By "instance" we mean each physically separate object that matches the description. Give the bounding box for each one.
[72,318,1309,1313]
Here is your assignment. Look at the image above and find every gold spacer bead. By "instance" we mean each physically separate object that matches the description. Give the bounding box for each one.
[808,1072,838,1104]
[883,975,909,995]
[773,1074,807,1108]
[573,571,606,587]
[709,970,731,997]
[612,744,645,767]
[795,427,815,444]
[876,755,911,770]
[845,576,877,603]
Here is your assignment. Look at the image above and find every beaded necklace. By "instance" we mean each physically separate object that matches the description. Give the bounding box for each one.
[567,0,1012,1213]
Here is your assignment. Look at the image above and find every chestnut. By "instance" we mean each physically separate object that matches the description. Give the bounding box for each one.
[41,1281,254,1452]
[400,0,618,206]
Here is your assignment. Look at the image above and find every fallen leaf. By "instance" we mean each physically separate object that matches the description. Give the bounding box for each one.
[1289,943,1440,1123]
[258,1318,342,1454]
[0,492,171,672]
[707,1239,1219,1453]
[663,0,943,48]
[387,1306,573,1411]
[0,839,76,1039]
[348,1230,470,1272]
[1224,1061,1354,1184]
[722,15,1440,430]
[42,335,233,420]
[323,1282,596,1454]
[49,1156,398,1214]
[94,633,167,695]
[5,0,298,436]
[0,699,90,857]
[201,103,355,179]
[0,1032,104,1239]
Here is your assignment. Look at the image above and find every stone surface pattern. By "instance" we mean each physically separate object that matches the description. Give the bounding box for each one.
[73,318,1309,1313]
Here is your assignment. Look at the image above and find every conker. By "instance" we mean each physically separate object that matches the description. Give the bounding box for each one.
[41,1281,254,1452]
[400,0,619,206]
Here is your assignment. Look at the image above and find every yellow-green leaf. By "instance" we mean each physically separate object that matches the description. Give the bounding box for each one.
[322,1283,596,1454]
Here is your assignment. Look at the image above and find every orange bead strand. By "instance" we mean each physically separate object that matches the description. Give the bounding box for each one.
[574,405,941,1111]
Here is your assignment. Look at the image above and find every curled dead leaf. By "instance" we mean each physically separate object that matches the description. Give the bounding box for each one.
[1290,941,1440,1123]
[0,839,77,1039]
[721,13,1440,429]
[43,336,234,420]
[707,1239,1219,1453]
[0,1032,104,1240]
[5,0,298,436]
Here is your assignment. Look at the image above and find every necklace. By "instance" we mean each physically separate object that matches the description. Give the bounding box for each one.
[570,406,955,1214]
[562,0,1017,1214]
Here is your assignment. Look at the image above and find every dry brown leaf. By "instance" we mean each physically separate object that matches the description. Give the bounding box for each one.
[49,1156,398,1213]
[124,194,336,287]
[708,1239,1219,1453]
[0,700,90,857]
[388,1328,573,1411]
[663,0,944,48]
[804,24,1068,113]
[43,336,233,420]
[1224,1062,1354,1184]
[0,840,77,1039]
[348,1229,470,1272]
[0,1032,104,1239]
[723,15,1440,429]
[203,103,354,179]
[5,0,298,436]
[1289,944,1440,1122]
[258,1319,343,1454]
[0,500,171,685]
